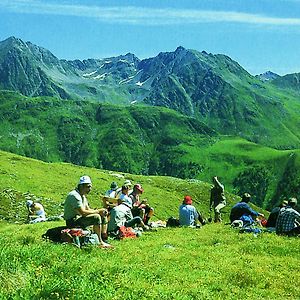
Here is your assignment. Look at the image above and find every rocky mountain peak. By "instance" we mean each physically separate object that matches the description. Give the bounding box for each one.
[256,71,280,82]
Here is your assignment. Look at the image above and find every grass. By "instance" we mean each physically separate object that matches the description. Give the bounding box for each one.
[0,150,299,299]
[0,221,299,300]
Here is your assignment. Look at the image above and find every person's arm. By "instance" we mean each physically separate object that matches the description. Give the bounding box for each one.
[295,211,300,226]
[76,206,101,217]
[125,208,133,222]
[193,207,199,221]
[213,176,223,189]
[245,204,264,218]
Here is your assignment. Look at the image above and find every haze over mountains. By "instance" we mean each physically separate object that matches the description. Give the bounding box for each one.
[1,36,300,209]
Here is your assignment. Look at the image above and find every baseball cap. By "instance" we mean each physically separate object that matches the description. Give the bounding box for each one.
[26,200,33,208]
[124,179,132,186]
[78,175,92,185]
[134,184,144,193]
[110,181,118,190]
[184,195,192,205]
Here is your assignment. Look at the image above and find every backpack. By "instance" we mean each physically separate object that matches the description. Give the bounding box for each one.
[166,217,180,227]
[118,226,137,239]
[42,226,68,243]
[239,214,254,226]
[60,228,93,247]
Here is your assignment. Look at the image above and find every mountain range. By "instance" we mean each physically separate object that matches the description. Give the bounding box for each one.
[1,36,300,209]
[1,36,300,149]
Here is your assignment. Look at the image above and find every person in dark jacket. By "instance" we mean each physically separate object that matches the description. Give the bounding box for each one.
[209,176,226,222]
[230,193,264,225]
[266,200,288,228]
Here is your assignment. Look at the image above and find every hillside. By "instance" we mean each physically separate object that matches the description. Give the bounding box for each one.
[0,149,243,223]
[0,151,299,299]
[1,37,300,148]
[0,221,299,300]
[1,90,300,209]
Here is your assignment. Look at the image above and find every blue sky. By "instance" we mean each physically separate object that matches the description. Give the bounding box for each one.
[1,0,300,75]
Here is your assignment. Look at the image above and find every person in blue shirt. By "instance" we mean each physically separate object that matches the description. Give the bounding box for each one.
[230,193,264,225]
[179,195,206,227]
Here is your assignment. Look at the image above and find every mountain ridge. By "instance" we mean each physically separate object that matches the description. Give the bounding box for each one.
[1,36,300,150]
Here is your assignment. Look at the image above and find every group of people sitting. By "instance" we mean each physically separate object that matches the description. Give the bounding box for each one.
[63,176,155,248]
[229,193,300,236]
[27,174,299,248]
[177,176,300,237]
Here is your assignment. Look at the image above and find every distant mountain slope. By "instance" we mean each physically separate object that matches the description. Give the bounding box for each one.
[271,72,300,93]
[1,90,300,209]
[1,37,300,148]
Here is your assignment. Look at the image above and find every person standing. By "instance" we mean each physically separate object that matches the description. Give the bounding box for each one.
[209,176,226,222]
[64,175,111,248]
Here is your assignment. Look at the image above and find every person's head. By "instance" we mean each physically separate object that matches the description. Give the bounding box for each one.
[110,181,118,191]
[288,197,297,207]
[133,184,144,194]
[77,175,92,195]
[242,193,251,203]
[183,195,193,205]
[121,185,129,195]
[280,200,288,208]
[124,179,132,188]
[26,200,34,208]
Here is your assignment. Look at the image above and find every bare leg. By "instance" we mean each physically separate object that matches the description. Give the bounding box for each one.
[93,224,111,247]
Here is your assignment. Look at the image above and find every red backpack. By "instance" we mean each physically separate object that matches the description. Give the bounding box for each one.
[118,226,137,239]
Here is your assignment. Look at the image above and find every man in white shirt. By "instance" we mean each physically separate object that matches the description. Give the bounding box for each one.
[64,175,111,248]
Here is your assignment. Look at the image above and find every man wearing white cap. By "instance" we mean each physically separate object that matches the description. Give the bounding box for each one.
[64,175,111,248]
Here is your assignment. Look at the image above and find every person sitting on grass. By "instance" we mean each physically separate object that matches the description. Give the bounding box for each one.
[276,197,300,236]
[129,184,154,225]
[64,175,112,248]
[26,200,46,224]
[118,185,133,208]
[115,179,133,198]
[230,193,264,226]
[102,181,119,210]
[179,195,206,227]
[266,199,288,230]
[107,197,149,236]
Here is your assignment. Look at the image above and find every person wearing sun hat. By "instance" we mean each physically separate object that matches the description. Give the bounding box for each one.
[64,175,112,248]
[115,179,133,198]
[179,195,206,227]
[129,184,154,225]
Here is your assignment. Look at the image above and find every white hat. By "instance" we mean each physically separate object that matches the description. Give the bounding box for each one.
[124,179,132,186]
[26,200,33,207]
[78,175,92,185]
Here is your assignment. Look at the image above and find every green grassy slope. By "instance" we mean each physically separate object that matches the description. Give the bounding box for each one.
[1,90,300,209]
[0,151,299,299]
[0,221,299,299]
[0,149,238,223]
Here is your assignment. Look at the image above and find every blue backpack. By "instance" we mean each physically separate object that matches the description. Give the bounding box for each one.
[240,214,254,226]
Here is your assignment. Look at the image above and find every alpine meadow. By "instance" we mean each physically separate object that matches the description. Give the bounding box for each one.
[0,33,300,300]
